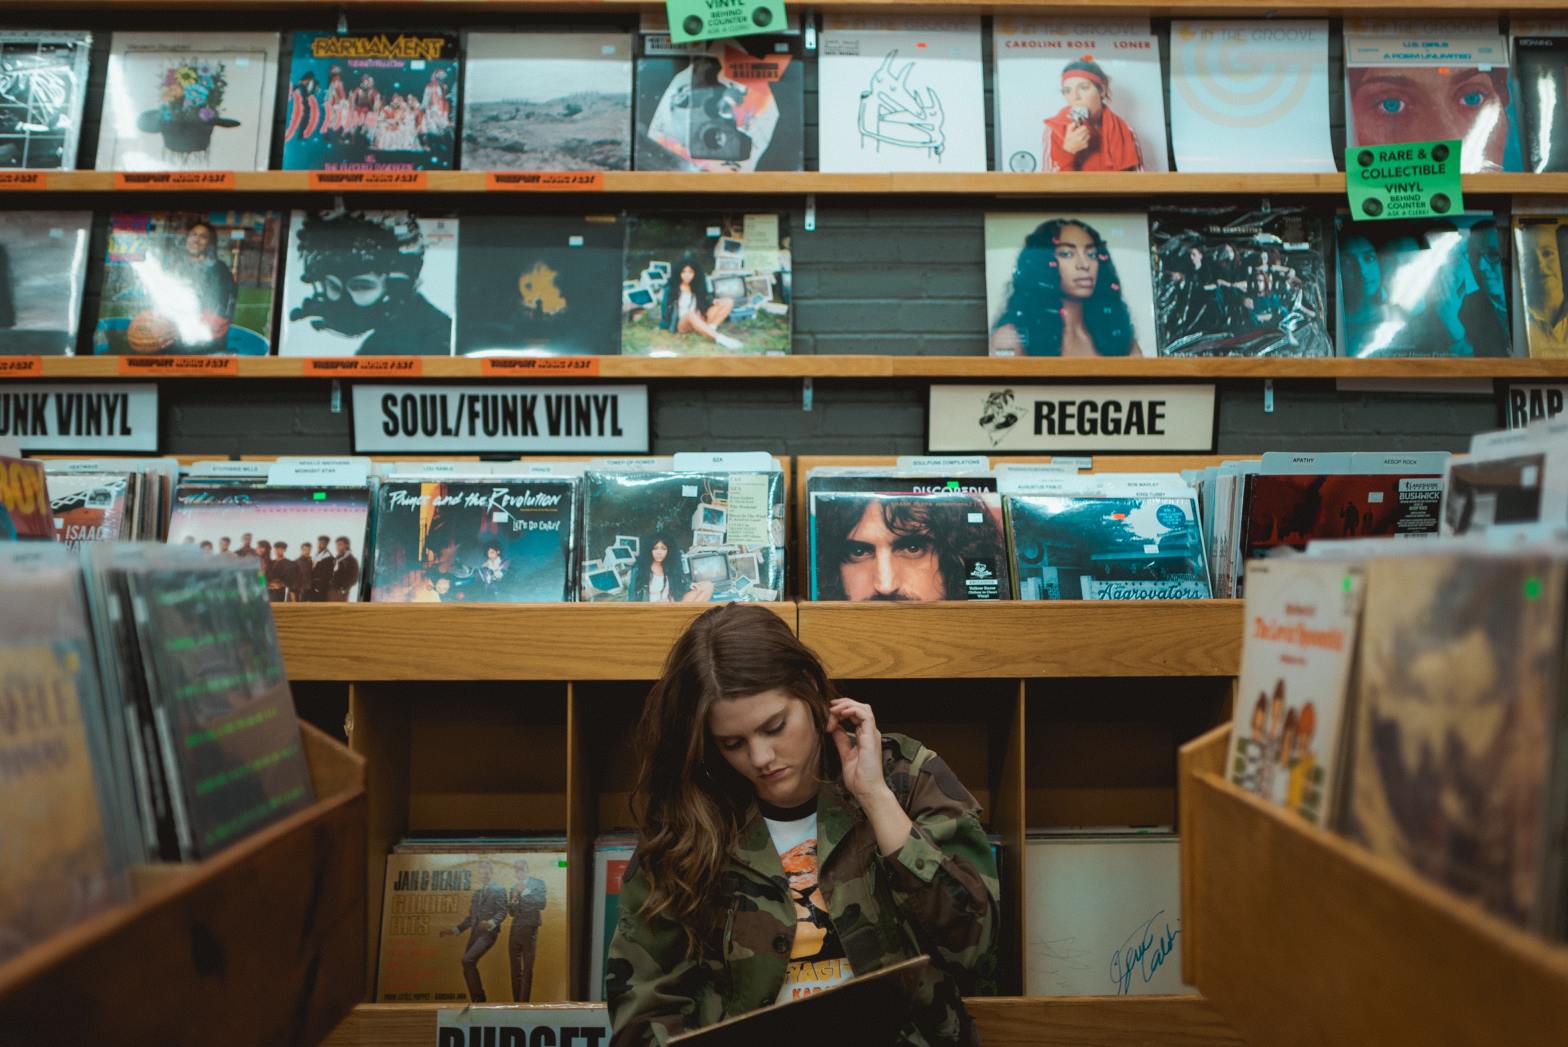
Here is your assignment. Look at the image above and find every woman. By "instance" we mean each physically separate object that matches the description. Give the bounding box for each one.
[990,218,1138,356]
[606,604,998,1046]
[1042,59,1144,173]
[659,253,742,352]
[627,533,710,603]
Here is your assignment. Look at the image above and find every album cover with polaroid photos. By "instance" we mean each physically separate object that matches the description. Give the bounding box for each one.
[0,211,92,355]
[1004,492,1210,600]
[456,214,623,356]
[581,470,784,602]
[0,31,92,169]
[808,490,1009,602]
[621,213,790,356]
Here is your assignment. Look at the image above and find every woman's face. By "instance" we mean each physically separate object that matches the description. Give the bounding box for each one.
[707,688,820,808]
[185,225,212,257]
[1053,223,1100,300]
[1349,67,1510,171]
[1060,75,1104,116]
[651,540,668,564]
[679,265,696,287]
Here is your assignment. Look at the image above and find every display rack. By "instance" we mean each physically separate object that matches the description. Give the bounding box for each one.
[0,723,367,1047]
[1178,725,1568,1047]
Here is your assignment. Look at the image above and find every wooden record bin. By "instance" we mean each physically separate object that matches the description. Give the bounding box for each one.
[0,723,366,1047]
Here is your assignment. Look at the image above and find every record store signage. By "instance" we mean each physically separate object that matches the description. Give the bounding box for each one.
[436,1005,610,1046]
[1345,139,1463,222]
[352,384,649,453]
[1504,383,1568,429]
[0,383,158,451]
[929,384,1216,453]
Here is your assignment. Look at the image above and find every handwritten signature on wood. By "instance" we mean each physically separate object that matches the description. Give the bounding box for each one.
[1108,911,1180,995]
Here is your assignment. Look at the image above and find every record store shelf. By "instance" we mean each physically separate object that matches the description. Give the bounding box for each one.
[1178,726,1568,1047]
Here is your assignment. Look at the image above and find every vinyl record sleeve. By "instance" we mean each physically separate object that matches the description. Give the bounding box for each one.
[817,16,986,173]
[1442,452,1555,536]
[455,214,623,357]
[462,31,633,172]
[589,838,635,1001]
[1151,206,1332,357]
[48,472,131,548]
[991,17,1168,174]
[97,32,279,172]
[581,470,785,602]
[1167,20,1335,173]
[92,210,283,356]
[985,211,1156,357]
[0,454,52,539]
[279,209,458,357]
[282,31,459,171]
[0,31,92,170]
[1005,493,1210,600]
[0,211,92,355]
[634,34,803,173]
[1336,213,1512,358]
[1515,36,1568,173]
[1513,215,1568,357]
[370,478,578,603]
[1241,473,1444,564]
[621,213,791,356]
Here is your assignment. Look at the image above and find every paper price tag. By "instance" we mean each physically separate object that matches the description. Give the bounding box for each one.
[0,357,42,377]
[117,356,239,376]
[481,357,600,377]
[486,171,605,191]
[665,0,787,42]
[0,172,45,190]
[302,358,425,377]
[308,171,429,190]
[115,171,236,190]
[1345,139,1463,222]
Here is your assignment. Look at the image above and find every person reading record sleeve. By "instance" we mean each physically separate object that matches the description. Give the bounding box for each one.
[990,218,1138,357]
[606,605,999,1046]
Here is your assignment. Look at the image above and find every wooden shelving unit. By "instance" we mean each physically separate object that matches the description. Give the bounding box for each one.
[1179,726,1568,1047]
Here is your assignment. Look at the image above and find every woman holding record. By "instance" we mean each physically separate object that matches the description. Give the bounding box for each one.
[991,217,1139,356]
[1042,59,1144,173]
[606,604,997,1045]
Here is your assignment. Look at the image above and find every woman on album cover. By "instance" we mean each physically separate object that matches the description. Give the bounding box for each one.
[1041,59,1144,173]
[606,604,997,1045]
[627,532,711,603]
[658,252,742,352]
[991,218,1138,356]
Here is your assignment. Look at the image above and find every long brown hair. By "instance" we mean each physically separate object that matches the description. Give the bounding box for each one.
[629,603,841,955]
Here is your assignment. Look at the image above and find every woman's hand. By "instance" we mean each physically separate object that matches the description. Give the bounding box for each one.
[828,697,888,805]
[1062,122,1092,155]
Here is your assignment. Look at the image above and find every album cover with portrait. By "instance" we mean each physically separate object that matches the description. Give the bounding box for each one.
[817,15,986,173]
[634,32,803,173]
[1513,215,1568,357]
[0,211,91,355]
[278,209,458,357]
[1167,19,1334,173]
[281,31,460,171]
[808,490,1009,602]
[0,31,92,169]
[991,17,1168,174]
[455,214,623,357]
[1344,18,1522,174]
[621,213,791,356]
[97,32,279,172]
[984,211,1156,357]
[462,31,633,171]
[1151,205,1332,357]
[1004,492,1210,601]
[1515,33,1568,173]
[92,211,283,356]
[369,478,579,603]
[1335,213,1513,357]
[581,469,785,602]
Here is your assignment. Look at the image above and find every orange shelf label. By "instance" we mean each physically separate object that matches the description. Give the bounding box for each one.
[0,356,42,376]
[302,357,425,376]
[486,171,605,192]
[481,357,601,377]
[116,356,239,375]
[308,171,429,190]
[115,171,236,190]
[0,172,45,190]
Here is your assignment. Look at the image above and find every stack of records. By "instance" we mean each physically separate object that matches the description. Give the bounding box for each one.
[0,31,92,170]
[0,212,92,356]
[0,452,52,540]
[44,458,180,546]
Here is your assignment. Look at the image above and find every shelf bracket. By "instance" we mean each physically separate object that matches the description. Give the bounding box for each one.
[330,380,343,414]
[802,377,814,412]
[804,13,817,51]
[805,193,817,232]
[1263,378,1275,414]
[337,8,348,34]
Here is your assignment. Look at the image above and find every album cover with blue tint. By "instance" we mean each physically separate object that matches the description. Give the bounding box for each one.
[1005,493,1211,600]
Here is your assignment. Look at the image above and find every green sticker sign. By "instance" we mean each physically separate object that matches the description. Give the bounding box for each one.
[665,0,786,43]
[1345,140,1463,222]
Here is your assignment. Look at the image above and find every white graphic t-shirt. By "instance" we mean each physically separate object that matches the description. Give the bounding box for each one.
[762,798,856,1004]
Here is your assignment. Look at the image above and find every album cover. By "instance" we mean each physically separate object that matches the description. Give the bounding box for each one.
[1442,453,1551,535]
[1228,559,1365,825]
[279,209,458,357]
[634,33,803,172]
[0,31,92,169]
[590,836,636,1001]
[370,478,578,603]
[462,31,633,171]
[804,469,997,498]
[1344,19,1522,173]
[809,490,1009,602]
[1167,20,1335,173]
[0,454,52,539]
[1337,213,1512,357]
[621,213,791,356]
[97,32,279,172]
[165,483,372,601]
[581,469,785,602]
[985,211,1156,357]
[49,472,132,548]
[0,211,91,355]
[1513,216,1568,357]
[991,17,1168,173]
[1151,206,1332,357]
[817,15,986,173]
[1242,473,1443,562]
[282,31,459,171]
[1516,35,1568,172]
[92,211,283,356]
[1005,493,1210,601]
[455,214,623,357]
[1348,553,1568,934]
[377,850,570,1003]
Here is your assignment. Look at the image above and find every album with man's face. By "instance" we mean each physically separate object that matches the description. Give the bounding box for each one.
[809,490,1009,602]
[1513,215,1568,358]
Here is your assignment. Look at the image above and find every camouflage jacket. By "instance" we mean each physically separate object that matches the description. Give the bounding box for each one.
[607,733,999,1047]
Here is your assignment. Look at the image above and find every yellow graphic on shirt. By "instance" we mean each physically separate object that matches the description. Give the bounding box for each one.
[778,838,854,999]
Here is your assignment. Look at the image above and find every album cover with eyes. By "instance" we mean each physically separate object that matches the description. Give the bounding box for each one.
[1004,492,1210,601]
[0,211,91,355]
[1344,18,1523,174]
[809,489,1009,602]
[0,31,92,169]
[991,17,1168,174]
